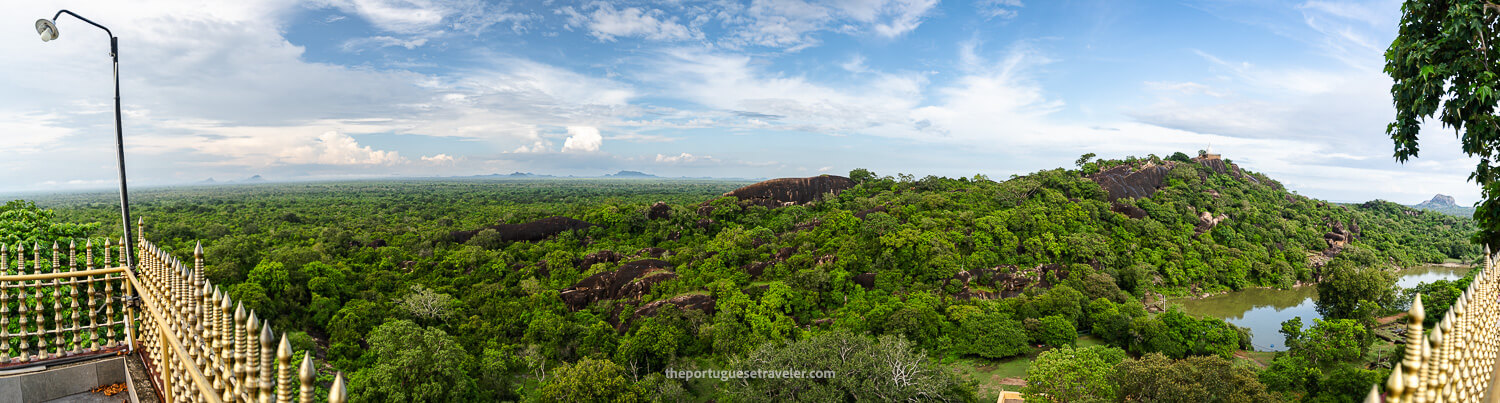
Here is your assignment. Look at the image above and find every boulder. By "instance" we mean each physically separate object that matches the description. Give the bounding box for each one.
[717,175,856,207]
[1322,220,1359,256]
[636,247,668,258]
[1086,163,1171,201]
[450,216,594,244]
[648,202,671,220]
[631,294,715,323]
[1194,211,1228,234]
[1110,202,1148,219]
[741,261,771,278]
[774,246,797,261]
[854,205,888,218]
[559,259,676,310]
[578,250,624,270]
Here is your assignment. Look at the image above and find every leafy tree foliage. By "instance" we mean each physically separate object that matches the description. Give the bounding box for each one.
[947,307,1029,358]
[20,153,1474,401]
[726,331,975,402]
[350,320,476,402]
[1398,266,1479,326]
[1031,314,1077,348]
[1113,353,1274,402]
[1386,0,1500,245]
[1315,257,1396,320]
[1022,345,1126,403]
[0,200,97,246]
[1261,317,1385,402]
[535,357,645,403]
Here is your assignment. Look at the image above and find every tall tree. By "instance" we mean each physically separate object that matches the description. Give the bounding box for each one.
[1387,0,1500,245]
[349,320,477,402]
[1022,345,1126,403]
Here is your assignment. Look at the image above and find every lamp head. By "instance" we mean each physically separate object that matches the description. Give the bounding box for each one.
[36,19,58,42]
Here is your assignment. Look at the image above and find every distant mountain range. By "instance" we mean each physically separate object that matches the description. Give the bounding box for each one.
[197,175,266,185]
[602,170,656,178]
[1411,194,1474,217]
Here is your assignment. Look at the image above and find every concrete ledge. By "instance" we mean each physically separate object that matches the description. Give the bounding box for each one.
[0,357,127,403]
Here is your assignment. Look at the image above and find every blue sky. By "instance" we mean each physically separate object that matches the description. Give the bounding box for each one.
[0,0,1480,204]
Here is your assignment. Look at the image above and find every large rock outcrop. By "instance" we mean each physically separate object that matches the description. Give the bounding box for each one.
[630,294,715,323]
[943,264,1073,299]
[578,250,624,270]
[559,259,676,310]
[1195,211,1229,235]
[648,202,671,220]
[1194,156,1276,188]
[1110,202,1148,219]
[450,216,594,244]
[1423,194,1457,207]
[1322,220,1361,257]
[1087,163,1171,201]
[718,175,856,207]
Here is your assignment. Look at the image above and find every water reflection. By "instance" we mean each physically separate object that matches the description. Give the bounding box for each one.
[1174,265,1467,351]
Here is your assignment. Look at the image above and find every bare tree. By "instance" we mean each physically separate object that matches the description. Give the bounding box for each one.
[400,284,455,321]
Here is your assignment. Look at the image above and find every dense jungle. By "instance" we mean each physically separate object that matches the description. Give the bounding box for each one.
[1,151,1480,402]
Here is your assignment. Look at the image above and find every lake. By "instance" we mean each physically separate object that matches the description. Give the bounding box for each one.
[1173,264,1469,351]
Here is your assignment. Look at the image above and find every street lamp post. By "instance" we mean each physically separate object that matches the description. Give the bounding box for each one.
[35,10,135,270]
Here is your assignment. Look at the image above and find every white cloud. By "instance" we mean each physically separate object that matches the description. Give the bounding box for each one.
[706,0,940,49]
[655,152,715,163]
[559,3,697,42]
[279,131,406,165]
[513,140,553,153]
[642,47,926,135]
[867,0,939,37]
[561,126,603,153]
[342,36,429,51]
[841,54,869,73]
[977,0,1023,19]
[421,153,457,164]
[1143,81,1230,98]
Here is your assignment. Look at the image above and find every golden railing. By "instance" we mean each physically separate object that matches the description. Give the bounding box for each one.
[1368,246,1500,402]
[1,219,349,402]
[1,239,129,364]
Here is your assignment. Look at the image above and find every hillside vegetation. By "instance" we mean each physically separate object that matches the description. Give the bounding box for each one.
[11,153,1475,402]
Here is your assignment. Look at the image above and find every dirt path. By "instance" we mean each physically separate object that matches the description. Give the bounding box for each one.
[1377,313,1408,326]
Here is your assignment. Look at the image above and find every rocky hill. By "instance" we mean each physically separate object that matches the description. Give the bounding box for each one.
[1412,193,1474,217]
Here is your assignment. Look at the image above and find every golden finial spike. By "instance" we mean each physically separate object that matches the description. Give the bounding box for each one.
[247,311,261,401]
[194,240,203,258]
[299,351,316,403]
[236,302,249,389]
[1411,294,1426,322]
[1365,384,1381,403]
[1389,365,1405,395]
[1487,350,1500,403]
[261,325,275,402]
[329,372,347,403]
[278,333,293,403]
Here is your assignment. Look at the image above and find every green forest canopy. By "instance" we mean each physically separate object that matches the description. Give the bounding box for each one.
[2,153,1477,401]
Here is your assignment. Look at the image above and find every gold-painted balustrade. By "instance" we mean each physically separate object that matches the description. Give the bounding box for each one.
[1,239,128,364]
[1,219,349,403]
[1367,246,1500,402]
